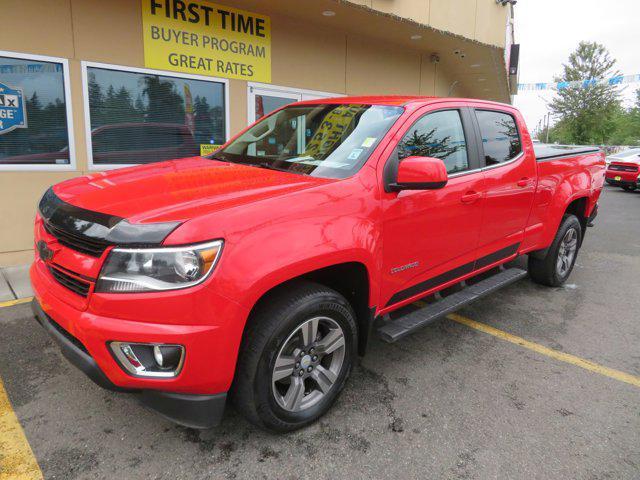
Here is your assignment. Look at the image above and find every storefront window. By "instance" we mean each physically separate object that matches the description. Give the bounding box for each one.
[85,65,226,166]
[0,54,72,166]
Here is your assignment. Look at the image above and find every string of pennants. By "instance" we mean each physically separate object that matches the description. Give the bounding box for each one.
[517,73,640,91]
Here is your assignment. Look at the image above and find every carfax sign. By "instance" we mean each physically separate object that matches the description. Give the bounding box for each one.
[141,0,271,82]
[0,82,27,135]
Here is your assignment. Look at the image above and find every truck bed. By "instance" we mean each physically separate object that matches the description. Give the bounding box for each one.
[534,144,600,162]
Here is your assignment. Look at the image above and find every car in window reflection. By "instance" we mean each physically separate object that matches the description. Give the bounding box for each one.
[0,122,198,165]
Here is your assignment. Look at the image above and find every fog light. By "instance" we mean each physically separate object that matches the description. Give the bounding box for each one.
[153,345,164,367]
[153,345,183,370]
[109,342,185,378]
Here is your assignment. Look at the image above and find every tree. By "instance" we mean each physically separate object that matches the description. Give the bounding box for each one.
[549,41,621,144]
[140,75,185,124]
[87,72,105,127]
[193,95,213,144]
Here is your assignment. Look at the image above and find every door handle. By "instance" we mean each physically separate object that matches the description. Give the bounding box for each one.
[517,177,531,188]
[460,191,481,204]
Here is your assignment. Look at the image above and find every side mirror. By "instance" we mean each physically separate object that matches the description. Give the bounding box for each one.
[390,156,448,191]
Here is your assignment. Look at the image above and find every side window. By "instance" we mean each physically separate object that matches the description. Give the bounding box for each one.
[397,110,469,174]
[475,110,522,166]
[0,55,73,167]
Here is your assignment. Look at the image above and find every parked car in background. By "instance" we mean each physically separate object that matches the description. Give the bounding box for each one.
[30,96,605,432]
[605,148,640,191]
[0,123,198,165]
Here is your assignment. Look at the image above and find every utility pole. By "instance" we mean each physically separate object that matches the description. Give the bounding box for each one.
[544,113,551,143]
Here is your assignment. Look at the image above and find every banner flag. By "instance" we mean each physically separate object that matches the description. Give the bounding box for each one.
[518,74,640,92]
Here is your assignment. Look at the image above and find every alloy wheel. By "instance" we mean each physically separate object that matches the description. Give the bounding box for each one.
[271,316,346,412]
[556,227,578,277]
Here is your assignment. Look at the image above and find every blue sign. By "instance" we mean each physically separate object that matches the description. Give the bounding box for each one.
[0,82,27,135]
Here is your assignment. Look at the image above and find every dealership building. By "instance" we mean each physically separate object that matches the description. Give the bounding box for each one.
[0,0,516,266]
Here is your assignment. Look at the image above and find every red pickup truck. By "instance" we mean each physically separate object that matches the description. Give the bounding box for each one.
[30,96,605,432]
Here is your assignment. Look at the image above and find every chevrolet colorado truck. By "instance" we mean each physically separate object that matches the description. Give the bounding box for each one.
[30,96,605,432]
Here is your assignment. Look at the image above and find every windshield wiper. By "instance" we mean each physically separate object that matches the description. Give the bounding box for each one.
[209,155,306,175]
[252,162,296,173]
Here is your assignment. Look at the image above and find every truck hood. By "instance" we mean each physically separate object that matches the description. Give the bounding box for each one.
[53,157,333,224]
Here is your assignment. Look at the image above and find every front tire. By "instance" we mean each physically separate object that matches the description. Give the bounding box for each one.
[621,185,636,192]
[231,281,357,432]
[528,214,582,287]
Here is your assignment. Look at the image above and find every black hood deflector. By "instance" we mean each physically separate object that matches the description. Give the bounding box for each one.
[38,187,180,246]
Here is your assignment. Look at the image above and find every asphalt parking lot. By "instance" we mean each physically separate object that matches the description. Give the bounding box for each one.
[1,185,638,480]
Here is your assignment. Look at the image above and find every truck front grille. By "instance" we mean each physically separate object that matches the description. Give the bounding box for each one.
[48,265,91,297]
[44,221,109,257]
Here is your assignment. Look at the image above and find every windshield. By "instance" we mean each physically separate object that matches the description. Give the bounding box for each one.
[212,104,403,179]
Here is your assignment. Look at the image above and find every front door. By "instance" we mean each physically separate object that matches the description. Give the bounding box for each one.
[380,105,485,309]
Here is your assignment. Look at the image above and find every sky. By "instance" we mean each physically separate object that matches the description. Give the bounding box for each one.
[512,0,640,135]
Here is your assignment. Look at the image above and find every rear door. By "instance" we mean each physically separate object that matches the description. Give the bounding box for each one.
[472,107,536,260]
[380,104,485,309]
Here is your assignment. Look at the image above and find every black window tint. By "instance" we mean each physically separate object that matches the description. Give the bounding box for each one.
[87,67,226,165]
[475,110,521,166]
[0,56,71,165]
[397,110,469,174]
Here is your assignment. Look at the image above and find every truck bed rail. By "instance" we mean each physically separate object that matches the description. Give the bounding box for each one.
[534,144,600,162]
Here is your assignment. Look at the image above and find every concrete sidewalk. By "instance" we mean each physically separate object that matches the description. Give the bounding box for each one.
[0,264,32,302]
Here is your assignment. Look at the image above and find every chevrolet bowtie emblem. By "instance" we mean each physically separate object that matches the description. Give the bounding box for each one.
[37,240,54,261]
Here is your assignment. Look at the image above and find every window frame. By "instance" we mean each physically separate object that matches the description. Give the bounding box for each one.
[472,108,524,170]
[81,61,230,171]
[0,50,76,172]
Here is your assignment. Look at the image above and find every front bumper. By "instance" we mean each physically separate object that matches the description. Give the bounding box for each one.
[32,298,226,428]
[29,256,250,428]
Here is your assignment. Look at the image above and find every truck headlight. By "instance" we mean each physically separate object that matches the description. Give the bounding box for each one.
[96,240,223,293]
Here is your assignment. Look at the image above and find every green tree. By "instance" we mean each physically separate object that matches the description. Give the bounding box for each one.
[194,95,214,143]
[87,72,105,127]
[549,41,621,144]
[140,75,185,124]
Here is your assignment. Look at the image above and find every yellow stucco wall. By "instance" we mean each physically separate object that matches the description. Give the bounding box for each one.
[0,0,497,266]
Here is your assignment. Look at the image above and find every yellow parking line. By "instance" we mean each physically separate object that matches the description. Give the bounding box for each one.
[447,312,640,388]
[0,377,43,480]
[0,297,33,309]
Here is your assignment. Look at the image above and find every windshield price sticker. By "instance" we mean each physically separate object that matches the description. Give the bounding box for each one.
[0,83,27,135]
[361,137,377,148]
[142,0,271,82]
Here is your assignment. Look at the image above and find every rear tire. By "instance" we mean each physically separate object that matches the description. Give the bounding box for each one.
[231,281,357,432]
[528,214,582,287]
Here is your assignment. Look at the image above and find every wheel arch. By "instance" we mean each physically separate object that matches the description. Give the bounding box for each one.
[529,195,590,259]
[564,196,589,245]
[245,262,374,356]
